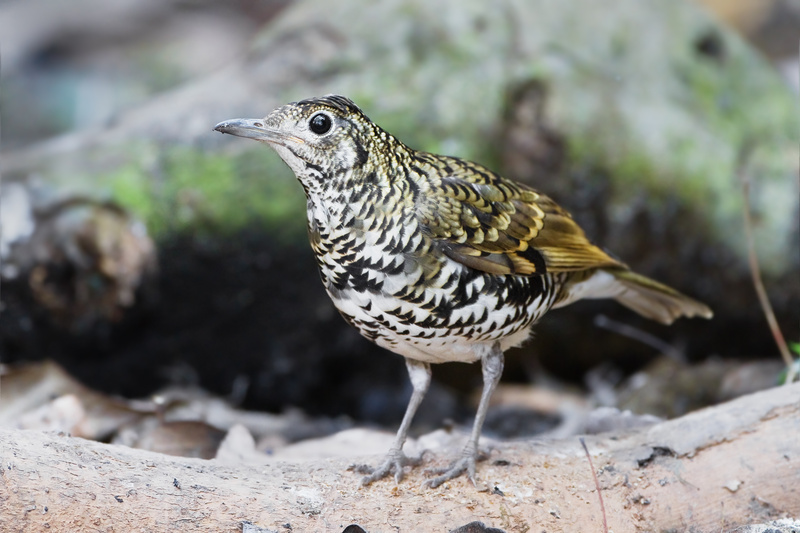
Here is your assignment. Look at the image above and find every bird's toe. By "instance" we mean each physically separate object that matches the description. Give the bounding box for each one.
[354,448,422,486]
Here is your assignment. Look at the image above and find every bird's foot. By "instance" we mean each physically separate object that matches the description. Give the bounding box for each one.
[424,446,489,488]
[350,447,423,486]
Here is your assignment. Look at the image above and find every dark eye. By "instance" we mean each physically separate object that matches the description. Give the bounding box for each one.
[309,113,332,135]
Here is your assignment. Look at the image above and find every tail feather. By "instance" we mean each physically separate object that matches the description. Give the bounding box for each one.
[607,270,712,325]
[557,268,713,325]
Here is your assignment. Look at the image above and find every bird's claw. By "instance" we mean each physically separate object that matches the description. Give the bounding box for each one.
[350,448,423,486]
[424,446,489,488]
[424,456,475,488]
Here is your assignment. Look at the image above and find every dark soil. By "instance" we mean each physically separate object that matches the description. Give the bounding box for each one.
[0,229,793,433]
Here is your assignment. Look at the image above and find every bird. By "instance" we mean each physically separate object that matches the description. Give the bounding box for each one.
[214,94,712,488]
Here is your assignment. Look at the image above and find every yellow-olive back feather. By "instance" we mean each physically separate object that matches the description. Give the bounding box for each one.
[416,154,623,275]
[415,153,712,323]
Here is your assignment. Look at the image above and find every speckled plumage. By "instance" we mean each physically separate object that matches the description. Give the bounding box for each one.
[215,95,711,487]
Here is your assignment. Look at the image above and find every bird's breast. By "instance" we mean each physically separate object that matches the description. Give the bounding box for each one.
[304,197,560,362]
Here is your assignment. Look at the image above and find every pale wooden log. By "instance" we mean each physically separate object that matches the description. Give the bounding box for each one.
[1,383,798,532]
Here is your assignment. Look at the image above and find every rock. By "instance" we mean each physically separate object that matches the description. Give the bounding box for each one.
[5,0,796,281]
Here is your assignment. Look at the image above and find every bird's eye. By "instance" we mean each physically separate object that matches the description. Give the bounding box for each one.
[309,113,332,135]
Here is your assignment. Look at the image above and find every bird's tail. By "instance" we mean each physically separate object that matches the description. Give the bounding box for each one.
[605,269,712,324]
[557,268,713,325]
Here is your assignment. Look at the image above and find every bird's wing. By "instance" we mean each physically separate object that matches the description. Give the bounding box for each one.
[415,155,623,276]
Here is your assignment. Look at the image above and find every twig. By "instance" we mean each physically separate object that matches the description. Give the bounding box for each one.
[594,314,685,362]
[580,437,608,533]
[736,141,796,383]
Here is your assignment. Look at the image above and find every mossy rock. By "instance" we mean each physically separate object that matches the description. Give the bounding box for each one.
[6,0,797,282]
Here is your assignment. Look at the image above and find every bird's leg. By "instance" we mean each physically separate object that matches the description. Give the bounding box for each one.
[426,343,504,488]
[354,358,431,485]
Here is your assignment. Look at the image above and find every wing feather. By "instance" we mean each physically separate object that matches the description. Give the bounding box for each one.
[416,154,622,276]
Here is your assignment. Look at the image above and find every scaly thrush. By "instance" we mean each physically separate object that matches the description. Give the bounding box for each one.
[215,95,712,488]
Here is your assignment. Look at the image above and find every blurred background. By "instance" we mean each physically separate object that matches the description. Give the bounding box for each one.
[0,0,798,455]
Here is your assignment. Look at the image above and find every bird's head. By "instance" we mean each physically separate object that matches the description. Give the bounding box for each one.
[215,95,398,196]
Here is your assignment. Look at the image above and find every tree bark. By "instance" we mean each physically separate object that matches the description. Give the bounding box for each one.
[1,383,798,532]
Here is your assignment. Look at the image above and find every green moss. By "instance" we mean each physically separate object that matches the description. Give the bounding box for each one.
[109,164,157,229]
[107,146,307,242]
[377,110,447,154]
[230,150,308,244]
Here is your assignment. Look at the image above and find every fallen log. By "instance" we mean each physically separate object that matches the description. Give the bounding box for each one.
[1,383,798,532]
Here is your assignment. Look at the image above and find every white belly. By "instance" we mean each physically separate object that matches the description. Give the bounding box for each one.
[327,261,551,364]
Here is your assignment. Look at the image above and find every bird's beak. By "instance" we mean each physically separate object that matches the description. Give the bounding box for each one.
[213,118,304,145]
